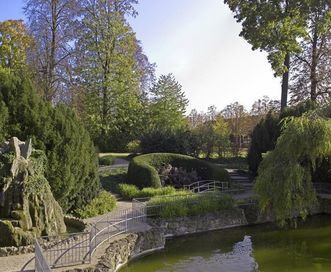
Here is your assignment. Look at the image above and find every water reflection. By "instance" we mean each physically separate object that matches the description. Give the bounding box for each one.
[121,215,331,272]
[156,236,258,272]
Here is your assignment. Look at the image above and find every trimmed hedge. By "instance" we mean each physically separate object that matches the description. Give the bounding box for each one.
[127,153,229,188]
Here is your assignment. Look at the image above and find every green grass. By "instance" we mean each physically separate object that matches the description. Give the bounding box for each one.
[117,184,178,200]
[74,191,116,219]
[147,192,235,218]
[100,167,128,193]
[99,152,132,160]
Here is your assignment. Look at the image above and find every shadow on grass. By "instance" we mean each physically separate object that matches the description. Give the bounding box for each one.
[100,167,128,193]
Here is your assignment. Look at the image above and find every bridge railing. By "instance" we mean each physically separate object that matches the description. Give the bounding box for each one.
[183,180,229,193]
[35,240,52,272]
[314,183,331,194]
[37,203,147,269]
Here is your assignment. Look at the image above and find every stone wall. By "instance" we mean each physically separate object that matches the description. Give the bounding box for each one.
[63,228,165,272]
[149,209,247,237]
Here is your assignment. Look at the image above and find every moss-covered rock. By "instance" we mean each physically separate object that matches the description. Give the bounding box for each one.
[0,137,66,246]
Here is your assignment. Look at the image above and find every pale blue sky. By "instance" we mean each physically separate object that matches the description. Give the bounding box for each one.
[0,0,281,112]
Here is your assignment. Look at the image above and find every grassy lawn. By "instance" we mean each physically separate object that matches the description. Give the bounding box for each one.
[100,167,128,193]
[99,152,131,159]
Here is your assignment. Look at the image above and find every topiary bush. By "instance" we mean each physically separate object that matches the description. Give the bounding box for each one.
[127,153,229,188]
[74,191,116,219]
[99,155,115,166]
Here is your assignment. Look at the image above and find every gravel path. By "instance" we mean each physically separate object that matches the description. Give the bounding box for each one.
[0,253,34,272]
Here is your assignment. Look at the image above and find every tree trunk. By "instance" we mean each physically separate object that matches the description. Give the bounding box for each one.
[310,30,318,101]
[281,53,290,110]
[46,0,57,101]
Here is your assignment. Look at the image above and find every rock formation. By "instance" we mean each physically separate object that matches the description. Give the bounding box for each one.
[0,137,66,247]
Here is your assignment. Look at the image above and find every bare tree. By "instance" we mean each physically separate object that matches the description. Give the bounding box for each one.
[24,0,80,102]
[290,2,331,104]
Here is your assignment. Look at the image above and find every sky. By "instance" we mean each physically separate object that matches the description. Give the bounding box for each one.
[0,0,281,112]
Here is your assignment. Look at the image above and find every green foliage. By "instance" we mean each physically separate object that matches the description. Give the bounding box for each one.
[0,68,100,212]
[193,117,230,158]
[140,130,198,156]
[148,74,189,133]
[79,0,149,152]
[225,0,307,76]
[255,115,331,225]
[74,191,116,219]
[117,184,140,200]
[126,140,141,153]
[248,101,318,175]
[117,183,177,200]
[127,153,229,188]
[247,112,280,174]
[147,192,235,218]
[99,155,115,166]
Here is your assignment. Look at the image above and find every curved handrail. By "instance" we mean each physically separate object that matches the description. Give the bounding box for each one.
[184,180,229,193]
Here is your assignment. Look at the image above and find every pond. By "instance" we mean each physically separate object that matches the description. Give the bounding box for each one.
[120,215,331,272]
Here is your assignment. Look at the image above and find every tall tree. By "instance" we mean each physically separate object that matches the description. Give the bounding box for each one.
[76,0,151,151]
[148,74,189,133]
[224,0,308,109]
[222,102,248,155]
[250,96,280,116]
[24,0,80,102]
[290,1,331,104]
[0,20,33,70]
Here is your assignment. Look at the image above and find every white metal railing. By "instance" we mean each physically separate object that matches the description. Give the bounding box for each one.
[35,240,52,272]
[183,180,229,193]
[314,183,331,195]
[36,203,147,270]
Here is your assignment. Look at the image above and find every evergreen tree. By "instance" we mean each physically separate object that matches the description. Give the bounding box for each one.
[0,67,99,212]
[148,74,189,133]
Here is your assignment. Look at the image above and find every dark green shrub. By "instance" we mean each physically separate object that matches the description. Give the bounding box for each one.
[147,192,235,218]
[140,130,199,156]
[0,68,99,212]
[74,191,116,219]
[248,101,318,175]
[127,153,229,188]
[99,155,115,166]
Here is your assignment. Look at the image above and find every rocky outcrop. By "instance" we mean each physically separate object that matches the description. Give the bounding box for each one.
[0,137,66,247]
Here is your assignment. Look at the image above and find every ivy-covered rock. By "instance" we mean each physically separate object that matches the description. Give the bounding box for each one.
[0,137,66,247]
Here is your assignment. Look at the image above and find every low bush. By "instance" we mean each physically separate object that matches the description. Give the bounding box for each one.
[117,184,177,200]
[74,191,116,219]
[117,184,140,200]
[127,153,229,188]
[147,192,235,218]
[99,155,115,166]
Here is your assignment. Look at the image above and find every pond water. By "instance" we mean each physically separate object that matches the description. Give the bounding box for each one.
[120,215,331,272]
